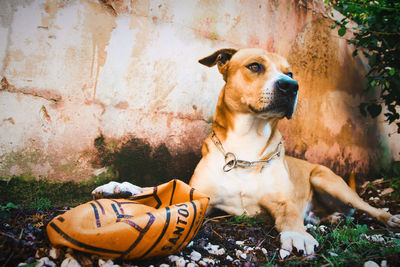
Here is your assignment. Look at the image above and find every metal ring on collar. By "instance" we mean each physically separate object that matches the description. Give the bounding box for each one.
[223,152,237,172]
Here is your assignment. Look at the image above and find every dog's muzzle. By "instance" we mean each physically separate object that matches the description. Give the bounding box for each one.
[275,77,299,119]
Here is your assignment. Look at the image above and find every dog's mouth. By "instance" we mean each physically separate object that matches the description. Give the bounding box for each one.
[249,93,298,119]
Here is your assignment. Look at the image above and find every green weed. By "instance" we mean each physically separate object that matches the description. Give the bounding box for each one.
[0,202,18,212]
[280,219,400,266]
[226,213,266,226]
[0,174,115,209]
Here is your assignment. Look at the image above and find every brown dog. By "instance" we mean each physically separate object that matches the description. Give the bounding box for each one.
[93,48,400,257]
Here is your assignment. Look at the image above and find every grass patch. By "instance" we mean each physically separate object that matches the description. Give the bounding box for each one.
[279,219,400,266]
[0,170,115,209]
[225,213,268,227]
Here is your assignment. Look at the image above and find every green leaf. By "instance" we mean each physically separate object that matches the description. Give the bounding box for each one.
[338,27,347,37]
[6,202,18,209]
[389,68,395,76]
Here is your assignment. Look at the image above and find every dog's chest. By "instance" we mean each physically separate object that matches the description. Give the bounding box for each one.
[212,157,291,216]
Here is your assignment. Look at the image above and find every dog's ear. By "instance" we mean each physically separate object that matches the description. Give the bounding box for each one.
[198,48,237,81]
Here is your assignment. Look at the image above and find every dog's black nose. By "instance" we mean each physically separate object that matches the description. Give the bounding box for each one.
[276,77,298,95]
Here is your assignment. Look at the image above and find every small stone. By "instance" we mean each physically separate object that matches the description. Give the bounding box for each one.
[61,254,81,267]
[159,264,170,267]
[202,258,215,265]
[36,257,56,267]
[319,225,328,233]
[49,247,61,260]
[168,255,180,263]
[175,257,187,267]
[236,240,245,246]
[244,246,254,253]
[190,250,202,262]
[305,223,316,230]
[236,249,243,258]
[205,243,225,255]
[261,248,268,255]
[187,262,197,267]
[381,260,388,267]
[328,252,338,257]
[363,261,379,267]
[226,255,234,261]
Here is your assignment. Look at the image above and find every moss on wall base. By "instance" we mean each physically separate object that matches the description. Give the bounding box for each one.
[92,134,201,187]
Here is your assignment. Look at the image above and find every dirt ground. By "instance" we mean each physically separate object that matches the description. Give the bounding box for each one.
[1,178,399,267]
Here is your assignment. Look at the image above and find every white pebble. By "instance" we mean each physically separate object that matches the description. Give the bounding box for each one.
[202,258,215,265]
[175,258,187,267]
[363,261,379,267]
[61,254,81,267]
[328,252,338,257]
[49,247,61,259]
[306,223,317,230]
[98,259,120,267]
[187,262,198,267]
[190,250,202,262]
[319,225,328,233]
[244,246,254,253]
[204,243,225,255]
[235,240,245,246]
[226,255,234,261]
[381,260,388,267]
[168,255,180,263]
[34,257,56,267]
[360,234,386,243]
[235,249,243,258]
[159,264,170,267]
[261,248,268,255]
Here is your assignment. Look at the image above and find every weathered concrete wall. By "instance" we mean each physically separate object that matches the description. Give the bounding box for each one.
[0,0,398,184]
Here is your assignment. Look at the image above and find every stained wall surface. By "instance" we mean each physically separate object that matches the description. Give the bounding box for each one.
[0,0,398,183]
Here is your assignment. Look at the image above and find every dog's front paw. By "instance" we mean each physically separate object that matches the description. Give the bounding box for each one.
[279,231,319,258]
[387,214,400,228]
[91,181,142,198]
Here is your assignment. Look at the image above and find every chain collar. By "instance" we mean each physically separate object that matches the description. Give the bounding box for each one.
[211,130,283,172]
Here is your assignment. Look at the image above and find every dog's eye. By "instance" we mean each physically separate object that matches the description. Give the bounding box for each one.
[285,72,293,78]
[247,63,263,73]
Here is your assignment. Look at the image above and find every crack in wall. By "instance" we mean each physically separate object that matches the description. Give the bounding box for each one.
[1,77,61,103]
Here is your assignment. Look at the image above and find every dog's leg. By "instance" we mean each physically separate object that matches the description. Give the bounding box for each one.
[259,194,319,257]
[92,181,145,198]
[310,165,400,228]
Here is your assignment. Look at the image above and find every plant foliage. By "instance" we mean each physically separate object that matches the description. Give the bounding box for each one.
[327,0,400,133]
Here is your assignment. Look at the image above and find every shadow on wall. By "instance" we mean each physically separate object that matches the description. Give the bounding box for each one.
[92,134,200,186]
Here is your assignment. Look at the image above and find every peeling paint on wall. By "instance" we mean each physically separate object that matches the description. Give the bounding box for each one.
[0,0,398,182]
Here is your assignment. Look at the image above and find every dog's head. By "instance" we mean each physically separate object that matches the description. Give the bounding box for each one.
[199,48,298,120]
